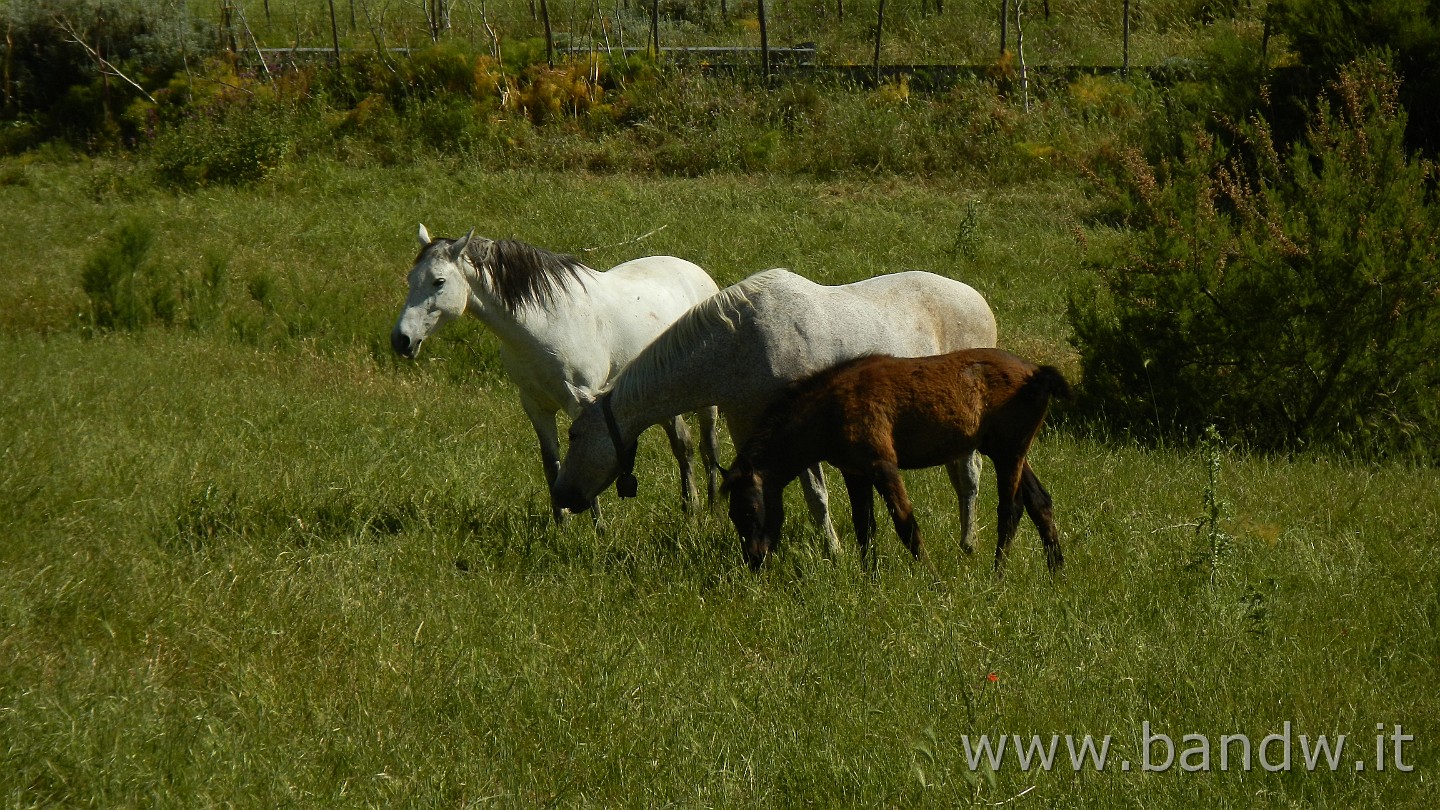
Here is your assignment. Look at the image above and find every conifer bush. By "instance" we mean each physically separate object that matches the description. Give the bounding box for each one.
[1068,58,1440,458]
[80,219,174,331]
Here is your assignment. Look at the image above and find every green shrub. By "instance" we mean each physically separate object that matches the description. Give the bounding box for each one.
[401,42,482,101]
[1269,0,1440,156]
[80,218,174,331]
[406,96,491,153]
[1,0,207,145]
[146,102,293,188]
[1068,57,1440,459]
[79,217,230,333]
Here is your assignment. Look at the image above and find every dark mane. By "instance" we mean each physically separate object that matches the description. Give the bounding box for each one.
[421,237,590,313]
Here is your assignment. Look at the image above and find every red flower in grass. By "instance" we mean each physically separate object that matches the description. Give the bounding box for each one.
[987,672,999,683]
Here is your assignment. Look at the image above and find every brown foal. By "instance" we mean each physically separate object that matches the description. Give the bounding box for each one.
[722,348,1070,574]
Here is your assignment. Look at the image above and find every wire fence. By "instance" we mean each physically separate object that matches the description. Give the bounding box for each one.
[216,0,1167,80]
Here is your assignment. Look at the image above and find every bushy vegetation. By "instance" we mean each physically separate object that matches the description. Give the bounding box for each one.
[79,218,174,330]
[1069,58,1440,458]
[80,217,229,332]
[1,0,1230,177]
[1268,0,1440,154]
[0,0,208,147]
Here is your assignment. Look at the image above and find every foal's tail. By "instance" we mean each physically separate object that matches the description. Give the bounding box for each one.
[1029,365,1074,403]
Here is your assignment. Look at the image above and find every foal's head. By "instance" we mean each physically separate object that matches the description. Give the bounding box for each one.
[721,457,780,570]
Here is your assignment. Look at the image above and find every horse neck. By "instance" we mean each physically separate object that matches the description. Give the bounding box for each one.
[607,339,744,442]
[604,269,792,442]
[744,405,827,487]
[461,259,585,352]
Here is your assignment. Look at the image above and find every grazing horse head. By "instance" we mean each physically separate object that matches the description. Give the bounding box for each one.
[391,224,476,359]
[553,389,629,513]
[720,457,783,570]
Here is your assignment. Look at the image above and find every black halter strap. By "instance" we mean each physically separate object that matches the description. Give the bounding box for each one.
[600,393,640,498]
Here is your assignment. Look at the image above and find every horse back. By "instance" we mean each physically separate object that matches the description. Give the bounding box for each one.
[824,271,998,354]
[605,254,718,293]
[810,349,1065,467]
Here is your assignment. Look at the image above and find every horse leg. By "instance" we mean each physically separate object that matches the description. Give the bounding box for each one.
[799,465,844,557]
[520,395,571,525]
[841,472,878,566]
[661,415,699,513]
[944,450,983,554]
[697,406,722,507]
[1020,461,1064,573]
[873,460,925,561]
[991,455,1027,577]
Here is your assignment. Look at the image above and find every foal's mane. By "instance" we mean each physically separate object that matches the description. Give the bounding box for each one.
[611,268,788,401]
[424,237,592,313]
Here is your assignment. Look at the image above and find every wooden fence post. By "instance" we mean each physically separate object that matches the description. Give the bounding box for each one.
[873,0,886,85]
[542,0,555,65]
[759,0,770,78]
[999,0,1008,55]
[327,0,341,60]
[1123,0,1131,78]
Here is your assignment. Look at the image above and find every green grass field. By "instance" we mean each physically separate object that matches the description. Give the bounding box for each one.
[2,158,1437,806]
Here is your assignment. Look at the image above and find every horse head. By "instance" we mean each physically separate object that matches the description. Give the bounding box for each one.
[391,224,477,359]
[552,386,626,513]
[720,456,779,570]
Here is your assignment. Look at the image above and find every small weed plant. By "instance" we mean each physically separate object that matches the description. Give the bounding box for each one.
[1192,424,1233,583]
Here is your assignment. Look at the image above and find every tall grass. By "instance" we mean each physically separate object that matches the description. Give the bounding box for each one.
[3,332,1435,806]
[1,159,1436,806]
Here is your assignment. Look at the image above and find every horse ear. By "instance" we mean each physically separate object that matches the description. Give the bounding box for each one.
[449,228,475,262]
[716,463,734,494]
[417,223,432,247]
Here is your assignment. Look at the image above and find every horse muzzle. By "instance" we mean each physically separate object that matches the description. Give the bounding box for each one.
[551,484,591,514]
[391,329,421,359]
[741,536,773,571]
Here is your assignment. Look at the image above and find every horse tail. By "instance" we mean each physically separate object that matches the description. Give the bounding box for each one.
[1029,365,1074,402]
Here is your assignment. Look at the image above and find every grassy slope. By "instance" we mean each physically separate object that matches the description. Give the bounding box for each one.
[1,160,1436,806]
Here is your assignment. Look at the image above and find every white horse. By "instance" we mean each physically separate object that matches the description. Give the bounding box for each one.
[391,225,723,522]
[551,267,998,555]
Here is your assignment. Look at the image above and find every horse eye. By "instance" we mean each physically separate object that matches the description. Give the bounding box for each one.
[433,277,446,288]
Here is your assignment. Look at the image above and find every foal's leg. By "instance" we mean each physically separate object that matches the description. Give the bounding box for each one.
[873,460,925,561]
[697,406,722,507]
[944,450,984,554]
[799,465,845,557]
[991,455,1027,576]
[841,472,878,565]
[661,415,699,512]
[1019,461,1064,573]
